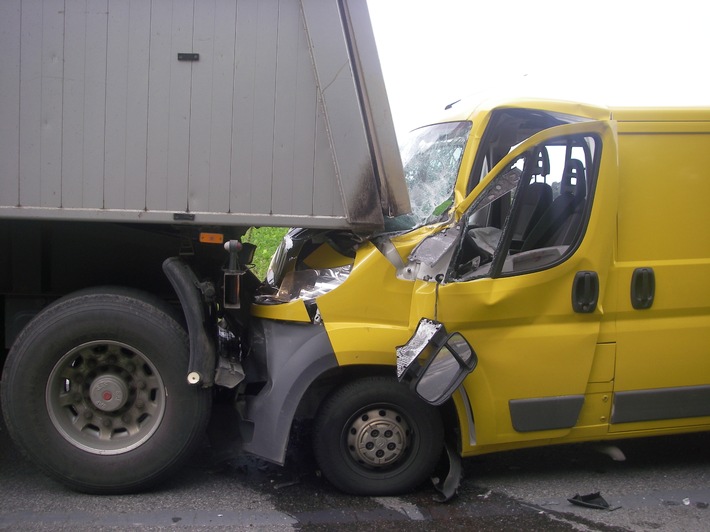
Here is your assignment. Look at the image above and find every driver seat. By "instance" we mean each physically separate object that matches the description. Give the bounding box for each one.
[512,147,553,242]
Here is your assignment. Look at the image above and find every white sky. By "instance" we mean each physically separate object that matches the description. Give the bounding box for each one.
[367,0,710,137]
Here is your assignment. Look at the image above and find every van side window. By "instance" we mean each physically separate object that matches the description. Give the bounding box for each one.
[467,108,591,194]
[451,134,599,281]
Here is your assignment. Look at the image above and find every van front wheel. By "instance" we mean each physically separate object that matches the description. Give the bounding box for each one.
[313,377,443,495]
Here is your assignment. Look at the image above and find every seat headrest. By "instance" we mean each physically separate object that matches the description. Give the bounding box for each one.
[560,159,586,199]
[532,147,550,177]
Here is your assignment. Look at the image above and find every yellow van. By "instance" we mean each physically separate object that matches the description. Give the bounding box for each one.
[246,98,710,496]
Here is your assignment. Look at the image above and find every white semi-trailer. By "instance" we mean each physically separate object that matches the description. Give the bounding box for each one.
[0,0,409,494]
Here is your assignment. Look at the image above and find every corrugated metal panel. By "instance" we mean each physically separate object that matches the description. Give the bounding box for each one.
[0,0,407,230]
[64,0,109,209]
[19,0,64,209]
[105,0,150,211]
[0,0,21,208]
[189,0,235,215]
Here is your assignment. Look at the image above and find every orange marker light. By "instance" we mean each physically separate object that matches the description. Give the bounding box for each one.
[199,233,224,245]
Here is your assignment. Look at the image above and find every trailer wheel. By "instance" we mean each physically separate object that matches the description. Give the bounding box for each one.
[0,288,211,494]
[313,376,443,495]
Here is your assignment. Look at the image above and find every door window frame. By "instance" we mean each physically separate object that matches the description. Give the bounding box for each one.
[448,124,604,282]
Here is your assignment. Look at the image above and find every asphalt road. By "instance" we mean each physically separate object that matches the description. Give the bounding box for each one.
[1,412,709,531]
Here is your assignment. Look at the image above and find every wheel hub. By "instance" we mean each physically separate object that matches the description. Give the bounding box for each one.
[89,375,129,412]
[46,340,165,455]
[347,408,410,468]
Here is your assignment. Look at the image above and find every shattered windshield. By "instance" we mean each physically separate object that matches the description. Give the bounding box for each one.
[385,121,472,232]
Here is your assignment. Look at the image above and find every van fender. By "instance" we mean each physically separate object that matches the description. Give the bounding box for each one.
[241,318,337,464]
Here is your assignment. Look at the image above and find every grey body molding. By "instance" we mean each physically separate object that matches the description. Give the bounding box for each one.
[509,395,585,432]
[611,385,710,424]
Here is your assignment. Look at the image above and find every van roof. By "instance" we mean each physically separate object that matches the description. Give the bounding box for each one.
[442,97,610,123]
[439,97,710,125]
[610,107,710,122]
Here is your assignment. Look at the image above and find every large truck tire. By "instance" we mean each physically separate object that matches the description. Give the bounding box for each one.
[0,288,212,494]
[313,376,443,495]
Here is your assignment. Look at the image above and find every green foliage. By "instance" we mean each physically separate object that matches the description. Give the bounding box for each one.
[242,227,289,279]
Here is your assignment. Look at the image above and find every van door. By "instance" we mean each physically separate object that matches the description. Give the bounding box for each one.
[424,121,618,447]
[610,121,710,430]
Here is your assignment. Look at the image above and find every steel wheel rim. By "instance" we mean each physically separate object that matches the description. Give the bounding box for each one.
[46,340,166,455]
[345,406,411,469]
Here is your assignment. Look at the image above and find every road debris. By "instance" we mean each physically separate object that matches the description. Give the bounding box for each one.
[568,492,621,511]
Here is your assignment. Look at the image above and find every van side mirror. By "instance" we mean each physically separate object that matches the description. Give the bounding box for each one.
[415,333,477,405]
[396,319,478,406]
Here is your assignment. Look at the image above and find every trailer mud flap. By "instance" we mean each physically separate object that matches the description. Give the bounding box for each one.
[163,257,216,387]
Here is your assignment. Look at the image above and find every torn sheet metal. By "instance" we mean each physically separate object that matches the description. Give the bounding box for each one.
[408,225,460,268]
[400,224,462,281]
[395,319,444,379]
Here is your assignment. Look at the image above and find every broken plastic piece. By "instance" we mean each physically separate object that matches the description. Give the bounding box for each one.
[568,492,609,509]
[568,492,620,511]
[593,444,626,461]
[431,440,462,503]
[214,357,245,389]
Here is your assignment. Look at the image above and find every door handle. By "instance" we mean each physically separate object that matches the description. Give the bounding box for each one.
[631,267,655,309]
[572,271,599,314]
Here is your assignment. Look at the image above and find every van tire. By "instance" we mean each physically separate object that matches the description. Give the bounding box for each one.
[313,376,443,495]
[0,288,212,494]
